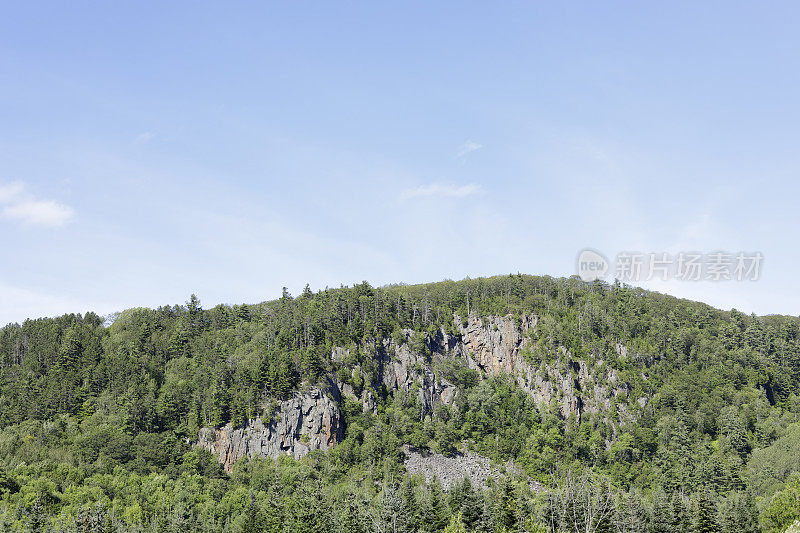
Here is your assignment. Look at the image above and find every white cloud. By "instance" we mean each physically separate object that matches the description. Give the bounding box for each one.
[0,181,24,203]
[400,182,482,201]
[0,181,75,228]
[2,200,75,227]
[134,131,156,144]
[456,140,483,158]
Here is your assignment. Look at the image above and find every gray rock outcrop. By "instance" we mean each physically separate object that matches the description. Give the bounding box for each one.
[197,387,343,471]
[198,312,639,472]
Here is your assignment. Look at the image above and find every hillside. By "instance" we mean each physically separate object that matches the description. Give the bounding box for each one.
[1,274,800,531]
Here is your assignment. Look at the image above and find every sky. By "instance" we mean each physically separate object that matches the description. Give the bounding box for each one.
[1,2,799,325]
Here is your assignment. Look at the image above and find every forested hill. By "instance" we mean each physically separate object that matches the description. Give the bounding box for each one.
[2,274,800,532]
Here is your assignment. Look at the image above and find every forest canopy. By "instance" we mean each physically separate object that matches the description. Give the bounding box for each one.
[1,274,799,532]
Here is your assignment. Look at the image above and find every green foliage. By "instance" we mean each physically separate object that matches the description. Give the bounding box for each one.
[0,274,799,530]
[761,473,800,533]
[695,489,720,533]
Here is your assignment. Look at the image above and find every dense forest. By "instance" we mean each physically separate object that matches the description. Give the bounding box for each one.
[1,274,800,532]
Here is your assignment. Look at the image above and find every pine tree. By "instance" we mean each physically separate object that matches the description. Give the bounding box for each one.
[694,489,719,533]
[238,493,265,533]
[426,478,449,533]
[402,477,421,533]
[302,346,324,382]
[186,293,203,336]
[617,491,646,533]
[58,327,82,370]
[443,512,467,533]
[496,478,517,532]
[649,489,671,533]
[718,491,758,533]
[670,492,691,532]
[335,493,366,533]
[447,477,466,515]
[460,477,484,530]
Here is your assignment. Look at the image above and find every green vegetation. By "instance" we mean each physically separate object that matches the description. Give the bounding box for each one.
[1,274,799,531]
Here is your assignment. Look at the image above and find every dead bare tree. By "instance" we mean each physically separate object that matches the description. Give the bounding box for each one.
[545,466,617,533]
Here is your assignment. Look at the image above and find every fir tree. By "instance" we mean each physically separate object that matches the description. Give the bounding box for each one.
[496,478,517,532]
[426,478,449,533]
[460,477,484,530]
[694,489,719,533]
[649,489,671,533]
[670,491,691,532]
[718,491,758,533]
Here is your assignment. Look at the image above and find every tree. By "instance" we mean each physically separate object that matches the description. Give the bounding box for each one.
[694,489,719,533]
[615,490,646,533]
[718,491,758,533]
[425,478,449,533]
[459,477,483,530]
[546,467,616,533]
[761,473,800,533]
[443,512,467,533]
[372,483,410,533]
[496,478,517,532]
[402,477,422,533]
[236,493,266,533]
[669,491,690,532]
[648,489,670,533]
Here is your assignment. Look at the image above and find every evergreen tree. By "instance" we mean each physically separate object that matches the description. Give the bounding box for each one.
[459,477,483,530]
[649,489,671,533]
[669,492,691,532]
[425,478,449,533]
[443,512,467,533]
[496,478,517,532]
[718,491,758,533]
[617,490,646,533]
[402,477,421,533]
[694,489,719,533]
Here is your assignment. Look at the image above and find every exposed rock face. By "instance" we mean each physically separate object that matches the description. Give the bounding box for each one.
[199,313,638,471]
[336,330,459,416]
[197,387,343,472]
[382,332,457,414]
[335,313,631,422]
[457,313,537,376]
[448,314,583,418]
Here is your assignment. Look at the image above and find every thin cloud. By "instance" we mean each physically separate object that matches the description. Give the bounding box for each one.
[134,131,156,144]
[456,140,483,158]
[0,181,75,228]
[400,183,482,201]
[0,182,24,203]
[2,200,74,227]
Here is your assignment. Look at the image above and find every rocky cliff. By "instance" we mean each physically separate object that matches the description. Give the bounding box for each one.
[197,386,343,471]
[199,312,636,471]
[350,313,631,421]
[451,313,630,421]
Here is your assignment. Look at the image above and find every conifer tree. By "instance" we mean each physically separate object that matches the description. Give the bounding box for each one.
[425,478,449,533]
[649,489,671,533]
[695,489,719,533]
[496,478,517,532]
[670,491,691,532]
[402,477,421,533]
[460,477,484,530]
[718,491,758,533]
[443,512,467,533]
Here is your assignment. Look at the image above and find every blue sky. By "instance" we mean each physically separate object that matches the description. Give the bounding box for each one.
[1,2,799,324]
